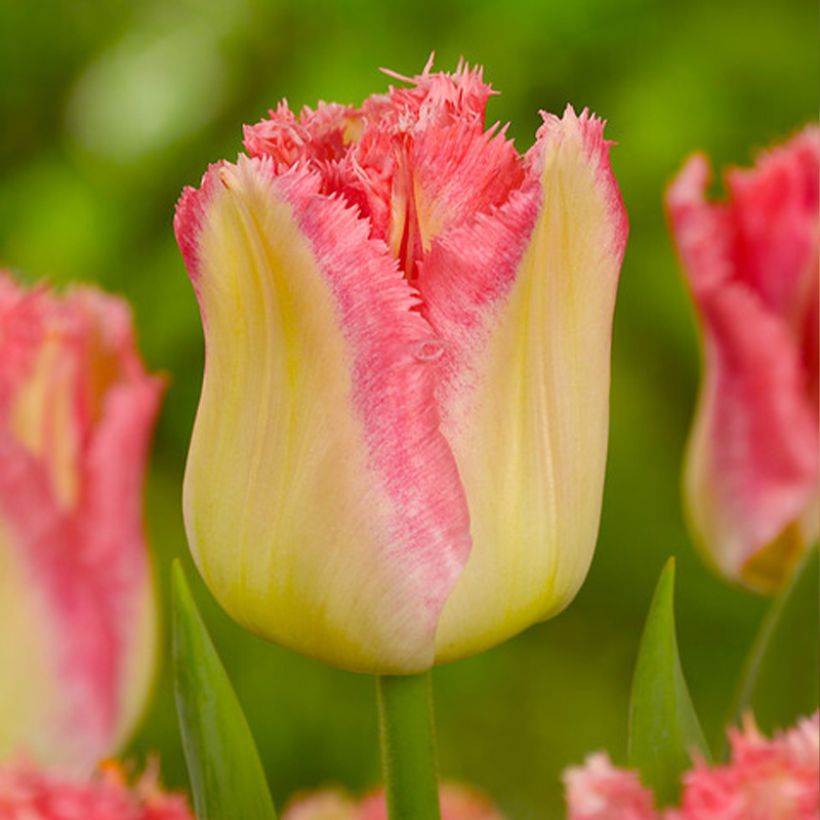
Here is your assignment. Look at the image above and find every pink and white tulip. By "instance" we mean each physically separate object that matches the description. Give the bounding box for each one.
[175,60,627,673]
[563,712,820,820]
[666,128,819,593]
[0,274,163,772]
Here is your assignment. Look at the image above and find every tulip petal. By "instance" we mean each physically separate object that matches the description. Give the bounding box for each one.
[417,107,627,660]
[175,157,471,674]
[726,127,819,328]
[667,156,819,592]
[0,281,162,772]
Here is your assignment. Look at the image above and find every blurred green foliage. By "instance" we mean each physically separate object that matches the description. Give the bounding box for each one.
[0,1,816,817]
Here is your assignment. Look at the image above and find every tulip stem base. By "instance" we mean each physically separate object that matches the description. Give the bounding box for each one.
[377,672,441,820]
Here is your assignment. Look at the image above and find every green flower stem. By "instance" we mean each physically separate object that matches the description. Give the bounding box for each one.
[377,672,441,820]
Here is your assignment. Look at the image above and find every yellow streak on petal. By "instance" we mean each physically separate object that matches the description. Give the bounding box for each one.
[8,338,80,510]
[184,161,434,673]
[435,119,621,661]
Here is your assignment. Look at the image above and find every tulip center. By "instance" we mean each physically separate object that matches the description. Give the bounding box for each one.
[243,60,526,282]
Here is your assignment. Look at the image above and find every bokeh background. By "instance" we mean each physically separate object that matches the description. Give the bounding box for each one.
[1,1,816,816]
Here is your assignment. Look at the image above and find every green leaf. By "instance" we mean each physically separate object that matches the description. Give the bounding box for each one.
[729,545,819,736]
[171,560,278,820]
[628,558,710,805]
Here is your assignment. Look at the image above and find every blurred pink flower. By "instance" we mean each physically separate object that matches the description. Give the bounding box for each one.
[673,713,819,820]
[564,713,820,820]
[0,273,164,772]
[282,783,504,820]
[564,753,657,820]
[666,128,819,593]
[281,789,359,820]
[0,757,191,820]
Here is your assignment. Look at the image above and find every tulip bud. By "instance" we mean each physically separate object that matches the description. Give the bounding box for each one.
[175,61,627,673]
[667,128,819,593]
[0,273,164,771]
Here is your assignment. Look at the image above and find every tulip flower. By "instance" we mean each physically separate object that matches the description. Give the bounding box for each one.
[666,128,819,593]
[175,59,627,674]
[0,273,164,772]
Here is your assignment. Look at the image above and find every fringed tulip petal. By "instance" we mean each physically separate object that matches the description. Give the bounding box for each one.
[425,108,628,661]
[175,158,471,674]
[667,132,819,593]
[0,276,162,772]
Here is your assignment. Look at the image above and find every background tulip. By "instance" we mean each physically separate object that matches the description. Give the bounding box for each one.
[0,274,164,772]
[175,61,627,674]
[666,129,819,593]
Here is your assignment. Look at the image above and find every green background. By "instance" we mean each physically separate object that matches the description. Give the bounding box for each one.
[0,1,816,816]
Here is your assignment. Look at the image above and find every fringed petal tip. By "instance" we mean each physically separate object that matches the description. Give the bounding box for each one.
[665,152,737,299]
[174,162,229,284]
[727,124,820,196]
[534,105,629,260]
[667,126,820,305]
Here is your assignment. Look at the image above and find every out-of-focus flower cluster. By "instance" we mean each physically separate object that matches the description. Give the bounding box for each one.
[0,758,191,820]
[282,782,504,820]
[564,712,819,820]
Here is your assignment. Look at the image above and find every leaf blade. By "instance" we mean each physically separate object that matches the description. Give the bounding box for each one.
[628,558,710,805]
[171,560,277,820]
[729,545,819,735]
